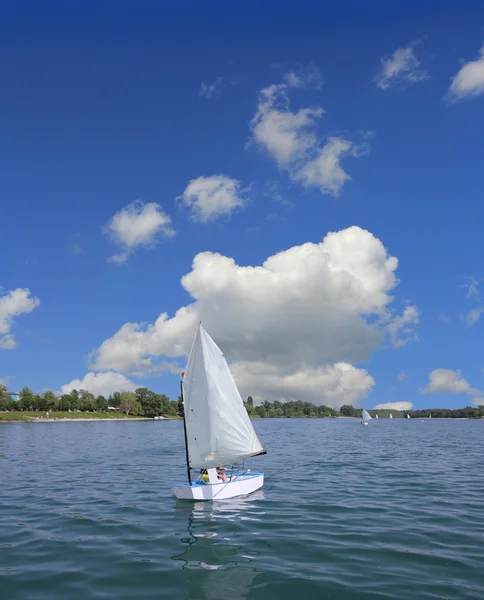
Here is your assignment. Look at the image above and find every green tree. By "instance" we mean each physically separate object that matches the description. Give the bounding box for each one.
[58,394,73,411]
[110,391,122,408]
[164,400,179,417]
[18,387,34,411]
[119,391,141,415]
[0,385,13,410]
[94,395,108,412]
[177,395,184,418]
[43,391,57,411]
[135,387,162,417]
[340,404,358,417]
[247,396,254,406]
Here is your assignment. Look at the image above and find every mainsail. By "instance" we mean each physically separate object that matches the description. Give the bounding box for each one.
[362,409,372,422]
[182,324,264,470]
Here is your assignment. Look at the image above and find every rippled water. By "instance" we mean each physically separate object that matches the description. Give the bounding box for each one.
[1,418,483,599]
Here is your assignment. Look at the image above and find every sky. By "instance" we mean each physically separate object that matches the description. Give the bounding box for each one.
[2,0,484,411]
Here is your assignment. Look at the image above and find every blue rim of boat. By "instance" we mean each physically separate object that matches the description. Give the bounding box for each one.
[173,471,264,488]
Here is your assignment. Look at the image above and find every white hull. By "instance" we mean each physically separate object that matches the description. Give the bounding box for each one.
[172,472,264,501]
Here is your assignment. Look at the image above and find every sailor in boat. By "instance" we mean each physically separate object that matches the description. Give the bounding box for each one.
[200,467,228,483]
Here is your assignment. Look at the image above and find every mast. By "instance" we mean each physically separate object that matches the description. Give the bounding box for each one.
[180,376,192,486]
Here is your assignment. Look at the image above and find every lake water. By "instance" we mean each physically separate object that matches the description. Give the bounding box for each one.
[1,418,483,599]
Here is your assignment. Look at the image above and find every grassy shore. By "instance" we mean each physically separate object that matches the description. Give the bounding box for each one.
[0,411,181,422]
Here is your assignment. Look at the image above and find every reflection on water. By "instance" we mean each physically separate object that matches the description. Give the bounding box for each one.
[172,493,265,599]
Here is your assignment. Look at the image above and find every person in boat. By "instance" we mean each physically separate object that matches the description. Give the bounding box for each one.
[199,467,228,483]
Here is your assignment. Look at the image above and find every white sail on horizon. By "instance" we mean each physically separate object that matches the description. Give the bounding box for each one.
[362,409,372,423]
[182,324,264,469]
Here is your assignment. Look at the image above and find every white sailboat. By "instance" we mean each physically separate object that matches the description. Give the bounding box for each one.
[361,409,372,426]
[172,324,266,501]
[389,413,393,419]
[375,413,379,419]
[406,414,411,419]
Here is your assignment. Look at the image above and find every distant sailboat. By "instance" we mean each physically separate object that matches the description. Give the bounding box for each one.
[406,414,411,419]
[375,414,379,419]
[172,323,266,501]
[361,409,372,426]
[389,413,393,419]
[428,414,431,419]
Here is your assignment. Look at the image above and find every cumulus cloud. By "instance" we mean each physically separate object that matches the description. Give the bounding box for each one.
[446,46,484,102]
[90,226,417,407]
[374,401,413,411]
[178,175,247,223]
[60,371,137,397]
[249,68,366,196]
[199,77,224,99]
[104,201,175,263]
[0,288,40,349]
[421,368,481,396]
[231,361,374,407]
[374,42,428,90]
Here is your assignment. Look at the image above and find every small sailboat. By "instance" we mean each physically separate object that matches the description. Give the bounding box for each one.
[389,413,393,419]
[361,409,372,426]
[428,413,431,419]
[406,414,411,419]
[375,413,379,419]
[172,324,267,501]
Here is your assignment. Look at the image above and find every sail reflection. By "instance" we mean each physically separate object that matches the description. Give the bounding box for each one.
[172,493,265,599]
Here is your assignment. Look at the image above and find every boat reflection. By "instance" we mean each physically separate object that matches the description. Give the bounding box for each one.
[172,492,265,599]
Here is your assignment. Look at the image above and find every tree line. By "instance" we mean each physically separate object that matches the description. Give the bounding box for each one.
[244,398,484,419]
[1,385,483,419]
[0,385,183,417]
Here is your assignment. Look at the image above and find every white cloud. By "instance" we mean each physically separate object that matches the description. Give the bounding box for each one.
[0,288,40,349]
[397,371,408,383]
[472,397,484,407]
[199,77,224,99]
[60,372,137,397]
[295,137,363,196]
[249,71,365,196]
[421,368,481,396]
[231,361,374,407]
[387,304,419,347]
[462,306,484,326]
[375,42,428,90]
[0,376,12,387]
[178,175,247,223]
[104,201,175,263]
[374,401,413,411]
[446,47,484,102]
[90,226,416,407]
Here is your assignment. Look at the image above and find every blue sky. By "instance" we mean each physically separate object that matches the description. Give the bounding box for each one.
[2,0,484,410]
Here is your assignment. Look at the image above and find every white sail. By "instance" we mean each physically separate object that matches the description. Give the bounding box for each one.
[407,414,410,419]
[362,409,372,423]
[182,324,264,470]
[389,413,393,419]
[375,414,379,419]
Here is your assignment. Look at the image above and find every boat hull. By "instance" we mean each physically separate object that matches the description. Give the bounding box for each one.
[172,472,264,501]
